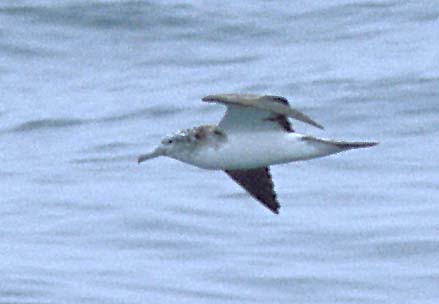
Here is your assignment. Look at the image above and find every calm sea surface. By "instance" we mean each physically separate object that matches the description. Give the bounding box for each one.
[1,1,439,303]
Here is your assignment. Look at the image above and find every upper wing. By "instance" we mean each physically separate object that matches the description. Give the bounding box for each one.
[224,167,280,214]
[202,94,323,132]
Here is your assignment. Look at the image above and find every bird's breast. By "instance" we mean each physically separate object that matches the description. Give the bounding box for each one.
[183,131,300,170]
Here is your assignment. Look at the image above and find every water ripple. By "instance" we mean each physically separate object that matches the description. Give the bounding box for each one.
[10,118,86,133]
[96,106,184,124]
[6,105,182,134]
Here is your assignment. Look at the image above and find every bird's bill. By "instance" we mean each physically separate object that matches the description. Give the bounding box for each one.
[137,149,163,163]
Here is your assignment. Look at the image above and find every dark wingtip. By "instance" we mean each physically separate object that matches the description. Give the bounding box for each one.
[356,141,379,148]
[270,201,280,215]
[335,141,379,150]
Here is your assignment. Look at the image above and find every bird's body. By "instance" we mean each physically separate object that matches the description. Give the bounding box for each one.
[168,125,372,170]
[138,93,377,214]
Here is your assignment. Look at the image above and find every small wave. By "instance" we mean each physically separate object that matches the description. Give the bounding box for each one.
[10,118,86,133]
[97,106,183,123]
[0,42,57,59]
[70,155,131,164]
[7,107,180,135]
[0,1,162,31]
[143,55,261,68]
[84,141,134,153]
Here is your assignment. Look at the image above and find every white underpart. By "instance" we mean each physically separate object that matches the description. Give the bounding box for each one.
[175,131,345,170]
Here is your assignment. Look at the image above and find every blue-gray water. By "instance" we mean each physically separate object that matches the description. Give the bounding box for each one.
[1,1,439,303]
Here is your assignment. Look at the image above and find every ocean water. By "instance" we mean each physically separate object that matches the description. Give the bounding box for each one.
[1,1,439,303]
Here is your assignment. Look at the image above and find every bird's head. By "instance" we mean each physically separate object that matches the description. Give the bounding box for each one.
[137,133,188,163]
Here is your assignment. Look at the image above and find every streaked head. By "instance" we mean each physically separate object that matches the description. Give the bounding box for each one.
[137,126,220,164]
[137,133,189,163]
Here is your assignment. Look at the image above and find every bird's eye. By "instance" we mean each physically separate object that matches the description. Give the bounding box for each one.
[162,138,174,145]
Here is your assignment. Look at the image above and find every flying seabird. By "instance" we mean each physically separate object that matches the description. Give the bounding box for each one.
[138,94,377,214]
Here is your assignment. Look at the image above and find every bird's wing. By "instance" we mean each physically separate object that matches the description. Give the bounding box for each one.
[202,94,323,132]
[224,167,280,214]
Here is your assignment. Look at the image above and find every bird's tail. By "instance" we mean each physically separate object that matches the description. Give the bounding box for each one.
[330,140,378,150]
[301,135,378,151]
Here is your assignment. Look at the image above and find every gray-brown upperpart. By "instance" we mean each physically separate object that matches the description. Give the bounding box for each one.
[202,93,324,130]
[165,125,226,146]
